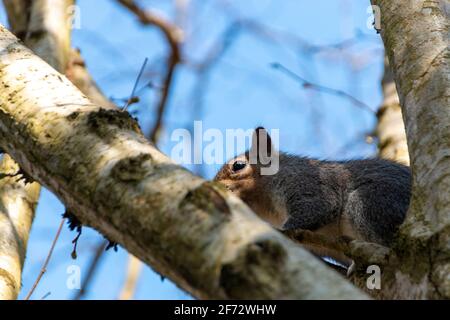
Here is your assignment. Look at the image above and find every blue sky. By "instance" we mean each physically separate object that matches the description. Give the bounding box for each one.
[0,0,384,299]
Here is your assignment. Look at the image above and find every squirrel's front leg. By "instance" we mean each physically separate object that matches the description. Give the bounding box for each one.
[282,213,354,268]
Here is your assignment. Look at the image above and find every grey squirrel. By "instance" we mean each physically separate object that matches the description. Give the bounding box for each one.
[214,127,411,266]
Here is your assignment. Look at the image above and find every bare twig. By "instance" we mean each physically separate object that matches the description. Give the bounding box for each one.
[189,23,241,72]
[25,217,65,300]
[118,255,143,300]
[272,63,374,113]
[117,0,182,48]
[149,51,179,143]
[122,57,148,111]
[73,240,108,300]
[217,1,379,56]
[41,292,51,300]
[117,0,182,143]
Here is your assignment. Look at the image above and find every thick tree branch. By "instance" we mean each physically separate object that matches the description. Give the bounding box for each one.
[0,155,39,300]
[370,0,450,299]
[0,0,73,300]
[4,0,75,73]
[0,25,366,299]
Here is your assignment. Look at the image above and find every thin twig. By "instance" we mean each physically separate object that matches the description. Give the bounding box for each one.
[149,52,178,143]
[73,240,108,300]
[41,292,51,300]
[217,1,379,55]
[117,0,182,143]
[25,217,66,300]
[122,57,148,111]
[117,0,182,50]
[272,63,374,113]
[118,255,143,300]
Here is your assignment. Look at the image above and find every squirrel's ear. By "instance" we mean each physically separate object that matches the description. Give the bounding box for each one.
[251,127,272,158]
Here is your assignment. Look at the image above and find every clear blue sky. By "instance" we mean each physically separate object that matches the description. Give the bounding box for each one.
[0,0,384,299]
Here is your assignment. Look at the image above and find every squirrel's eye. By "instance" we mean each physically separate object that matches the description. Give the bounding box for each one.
[232,161,247,172]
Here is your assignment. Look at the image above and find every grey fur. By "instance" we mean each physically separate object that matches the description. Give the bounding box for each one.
[276,153,411,246]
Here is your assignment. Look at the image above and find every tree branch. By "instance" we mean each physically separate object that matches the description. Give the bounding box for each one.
[117,0,182,143]
[370,0,450,299]
[24,217,65,300]
[272,63,374,113]
[73,240,108,300]
[0,0,73,300]
[118,255,143,300]
[0,155,40,300]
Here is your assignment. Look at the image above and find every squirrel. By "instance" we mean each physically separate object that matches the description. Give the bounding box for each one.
[214,127,411,266]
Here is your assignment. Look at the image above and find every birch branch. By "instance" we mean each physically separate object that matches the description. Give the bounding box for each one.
[371,0,450,299]
[0,156,39,300]
[117,0,182,142]
[0,0,73,300]
[119,255,143,300]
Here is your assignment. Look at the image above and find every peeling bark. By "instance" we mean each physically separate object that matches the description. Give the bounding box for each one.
[369,0,450,299]
[0,25,366,299]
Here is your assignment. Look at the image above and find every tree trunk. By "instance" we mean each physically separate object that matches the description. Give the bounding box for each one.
[0,155,39,300]
[376,56,409,165]
[367,0,449,299]
[0,0,73,300]
[0,24,366,300]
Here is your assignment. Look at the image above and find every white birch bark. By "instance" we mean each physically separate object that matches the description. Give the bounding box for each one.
[0,0,73,299]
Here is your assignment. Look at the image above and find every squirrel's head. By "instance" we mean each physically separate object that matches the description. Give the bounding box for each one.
[214,127,284,227]
[214,127,274,194]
